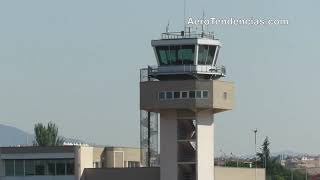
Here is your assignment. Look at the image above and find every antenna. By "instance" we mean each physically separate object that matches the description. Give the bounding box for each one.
[166,20,170,33]
[202,10,205,33]
[183,0,186,31]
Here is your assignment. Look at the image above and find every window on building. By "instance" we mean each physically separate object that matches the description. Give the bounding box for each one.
[66,160,75,175]
[174,91,180,99]
[196,91,202,98]
[35,160,45,175]
[5,160,14,176]
[198,45,217,65]
[15,160,24,176]
[166,91,173,99]
[159,92,165,100]
[128,161,140,168]
[47,160,56,175]
[156,45,195,65]
[189,91,195,98]
[56,160,66,175]
[181,91,188,99]
[202,91,209,99]
[25,160,35,176]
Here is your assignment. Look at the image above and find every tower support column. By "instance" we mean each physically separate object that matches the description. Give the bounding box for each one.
[197,110,214,180]
[160,110,178,180]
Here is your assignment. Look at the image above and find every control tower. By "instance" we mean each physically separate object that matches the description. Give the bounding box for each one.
[140,31,234,180]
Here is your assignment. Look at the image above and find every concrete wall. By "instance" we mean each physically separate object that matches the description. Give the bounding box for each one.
[197,110,214,180]
[140,80,234,113]
[212,81,235,112]
[103,147,140,168]
[160,110,178,180]
[82,168,160,180]
[215,167,265,180]
[81,167,265,180]
[75,146,94,180]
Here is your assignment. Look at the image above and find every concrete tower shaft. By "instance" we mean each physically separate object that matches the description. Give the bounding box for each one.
[140,31,235,180]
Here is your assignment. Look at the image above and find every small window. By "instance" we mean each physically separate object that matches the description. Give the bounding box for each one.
[166,92,173,99]
[196,91,202,98]
[174,91,180,99]
[189,91,195,98]
[159,92,165,100]
[223,92,228,100]
[202,91,209,98]
[181,91,188,99]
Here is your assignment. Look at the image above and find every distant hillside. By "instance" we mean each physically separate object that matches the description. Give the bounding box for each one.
[0,124,33,146]
[0,124,87,146]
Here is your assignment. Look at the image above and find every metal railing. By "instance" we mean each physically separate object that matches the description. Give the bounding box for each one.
[161,31,215,40]
[147,65,226,76]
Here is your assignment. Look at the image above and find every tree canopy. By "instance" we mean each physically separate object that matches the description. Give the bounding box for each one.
[34,122,64,146]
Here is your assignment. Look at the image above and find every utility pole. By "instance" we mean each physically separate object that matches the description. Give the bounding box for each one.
[254,129,258,180]
[305,168,308,180]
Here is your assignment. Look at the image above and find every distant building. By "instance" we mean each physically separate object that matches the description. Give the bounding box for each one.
[0,146,140,180]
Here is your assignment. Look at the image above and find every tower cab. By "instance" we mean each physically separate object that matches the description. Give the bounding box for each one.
[149,31,225,80]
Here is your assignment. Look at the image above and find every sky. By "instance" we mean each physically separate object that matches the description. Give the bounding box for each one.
[0,0,319,156]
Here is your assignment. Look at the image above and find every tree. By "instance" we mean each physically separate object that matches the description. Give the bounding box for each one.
[256,137,306,180]
[34,122,64,146]
[257,137,271,174]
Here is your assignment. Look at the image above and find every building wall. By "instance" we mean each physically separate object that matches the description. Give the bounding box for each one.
[81,167,265,180]
[215,167,265,180]
[103,147,140,168]
[140,80,234,112]
[75,146,94,180]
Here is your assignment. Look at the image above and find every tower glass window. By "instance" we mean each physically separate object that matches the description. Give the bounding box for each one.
[202,91,209,98]
[198,45,217,65]
[159,92,165,100]
[156,45,195,65]
[166,92,173,99]
[189,91,195,98]
[174,91,181,99]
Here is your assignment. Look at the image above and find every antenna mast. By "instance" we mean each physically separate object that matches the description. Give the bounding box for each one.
[202,10,205,33]
[184,0,186,31]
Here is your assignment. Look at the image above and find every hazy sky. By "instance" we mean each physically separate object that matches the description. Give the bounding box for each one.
[0,0,319,156]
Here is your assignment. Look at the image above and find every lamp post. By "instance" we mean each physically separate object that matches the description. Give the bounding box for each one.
[254,129,258,180]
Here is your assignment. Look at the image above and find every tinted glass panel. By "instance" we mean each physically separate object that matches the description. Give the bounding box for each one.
[66,160,74,175]
[198,45,216,65]
[156,45,194,65]
[181,91,188,98]
[56,160,66,175]
[159,92,165,100]
[47,160,56,175]
[15,160,24,176]
[203,91,209,98]
[5,160,14,176]
[174,91,180,99]
[25,160,35,176]
[189,91,195,98]
[196,91,202,98]
[166,92,173,99]
[35,160,45,175]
